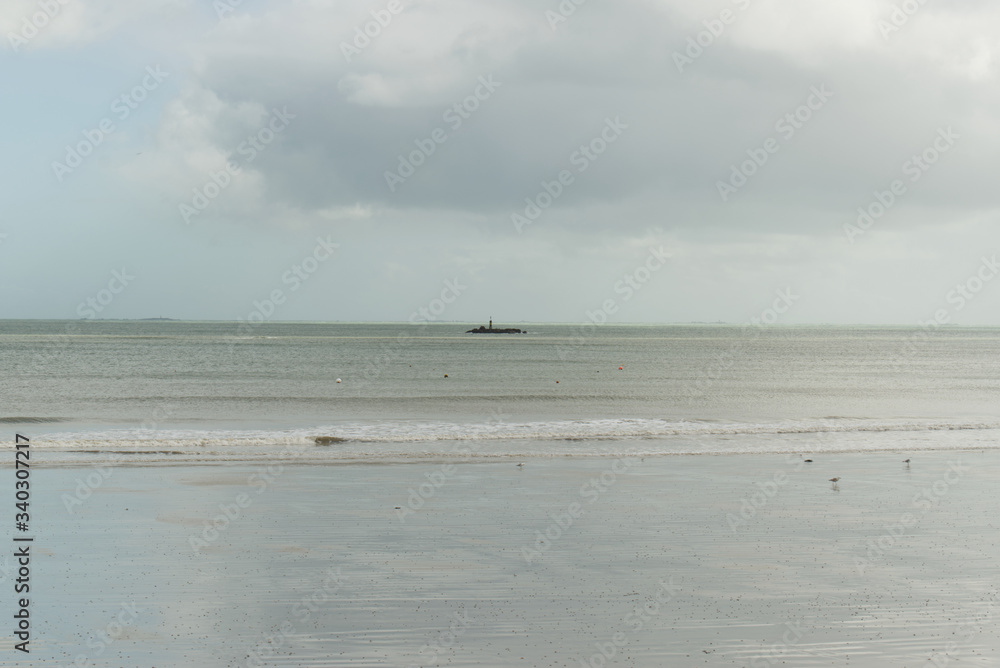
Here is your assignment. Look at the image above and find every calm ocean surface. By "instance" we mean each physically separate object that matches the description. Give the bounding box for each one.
[3,320,1000,464]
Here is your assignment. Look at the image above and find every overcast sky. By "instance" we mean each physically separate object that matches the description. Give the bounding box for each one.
[1,0,998,324]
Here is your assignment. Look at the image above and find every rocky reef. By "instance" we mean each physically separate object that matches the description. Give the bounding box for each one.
[466,321,525,334]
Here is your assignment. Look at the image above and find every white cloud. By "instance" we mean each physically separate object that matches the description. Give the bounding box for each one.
[5,0,1000,322]
[2,0,190,51]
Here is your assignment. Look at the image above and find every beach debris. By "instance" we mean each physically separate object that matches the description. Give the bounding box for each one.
[336,378,342,383]
[444,374,449,378]
[804,459,813,463]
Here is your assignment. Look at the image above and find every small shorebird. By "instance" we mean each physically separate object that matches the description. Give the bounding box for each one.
[903,459,911,464]
[829,477,840,483]
[516,463,524,468]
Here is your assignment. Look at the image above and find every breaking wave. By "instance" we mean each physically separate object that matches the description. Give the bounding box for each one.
[14,416,1000,465]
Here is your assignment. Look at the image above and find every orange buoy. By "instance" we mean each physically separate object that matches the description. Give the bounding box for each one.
[618,366,623,370]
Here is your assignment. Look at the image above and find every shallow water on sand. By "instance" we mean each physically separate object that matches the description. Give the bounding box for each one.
[23,451,1000,666]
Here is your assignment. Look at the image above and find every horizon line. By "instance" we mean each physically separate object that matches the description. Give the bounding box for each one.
[0,318,988,328]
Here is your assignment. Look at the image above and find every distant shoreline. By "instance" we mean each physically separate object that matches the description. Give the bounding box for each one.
[0,319,973,327]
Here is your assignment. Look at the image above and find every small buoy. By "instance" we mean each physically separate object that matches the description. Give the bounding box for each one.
[444,374,449,378]
[618,366,623,370]
[336,378,342,383]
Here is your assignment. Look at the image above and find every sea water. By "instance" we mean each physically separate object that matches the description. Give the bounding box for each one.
[3,320,1000,464]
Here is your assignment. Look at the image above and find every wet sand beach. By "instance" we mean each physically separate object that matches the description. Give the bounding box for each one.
[14,450,1000,667]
